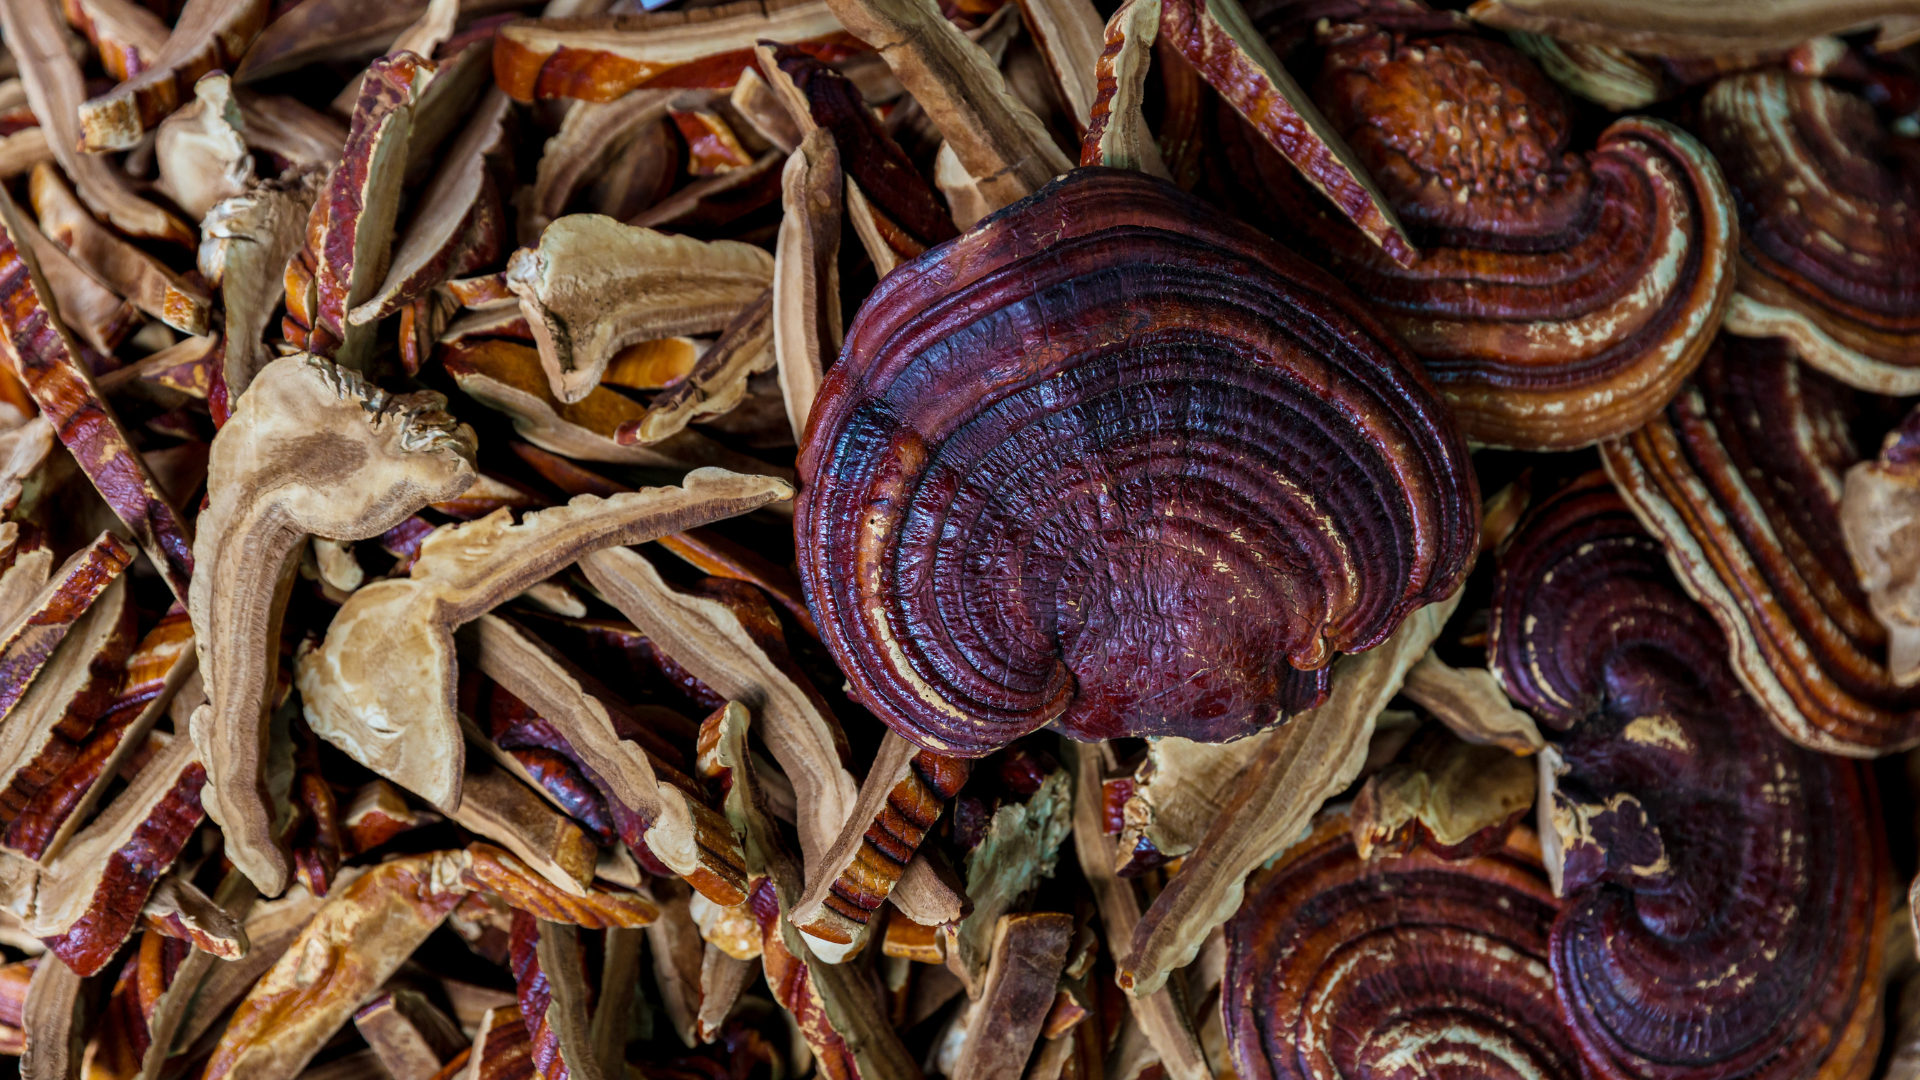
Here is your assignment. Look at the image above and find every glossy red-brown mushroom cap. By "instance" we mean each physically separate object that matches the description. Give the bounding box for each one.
[796,167,1479,756]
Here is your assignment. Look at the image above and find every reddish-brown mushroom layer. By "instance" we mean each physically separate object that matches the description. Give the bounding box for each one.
[1490,472,1887,1080]
[796,167,1479,756]
[1702,70,1920,393]
[1216,13,1735,450]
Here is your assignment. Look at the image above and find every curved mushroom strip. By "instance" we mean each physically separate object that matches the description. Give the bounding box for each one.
[1224,816,1580,1080]
[233,91,347,168]
[199,169,325,399]
[1219,16,1736,450]
[1702,71,1920,394]
[505,215,773,404]
[1490,472,1887,1080]
[0,187,195,601]
[1466,0,1920,55]
[628,290,775,447]
[798,167,1478,756]
[493,0,855,104]
[1603,337,1920,754]
[460,842,659,929]
[76,0,270,151]
[29,163,212,336]
[1080,0,1170,178]
[189,354,477,895]
[772,129,842,443]
[297,469,792,814]
[0,533,133,729]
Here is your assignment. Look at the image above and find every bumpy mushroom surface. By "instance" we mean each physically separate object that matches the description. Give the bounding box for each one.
[1490,472,1887,1080]
[1701,69,1920,394]
[1217,5,1735,449]
[1604,335,1920,754]
[796,167,1479,756]
[1224,816,1580,1080]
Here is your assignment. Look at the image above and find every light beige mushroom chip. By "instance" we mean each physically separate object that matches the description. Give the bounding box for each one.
[153,72,255,223]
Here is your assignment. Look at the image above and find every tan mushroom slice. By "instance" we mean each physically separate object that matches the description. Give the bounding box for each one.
[0,574,134,834]
[1842,412,1920,686]
[1349,729,1537,860]
[63,0,168,80]
[595,925,645,1061]
[697,936,755,1041]
[943,765,1073,995]
[473,613,747,903]
[30,162,212,336]
[20,219,139,356]
[644,879,706,1047]
[772,129,842,444]
[235,0,522,82]
[821,0,1071,211]
[233,91,346,168]
[1,0,191,244]
[199,851,473,1080]
[788,732,969,958]
[350,87,511,326]
[198,168,324,398]
[20,952,82,1080]
[506,214,774,403]
[403,38,495,188]
[151,72,254,223]
[341,778,440,854]
[1079,0,1169,178]
[1014,0,1101,131]
[1114,736,1263,871]
[0,533,134,728]
[135,870,257,1080]
[297,469,792,814]
[0,130,52,182]
[578,546,858,918]
[189,354,477,896]
[168,879,336,1060]
[326,0,459,116]
[1468,0,1920,53]
[1119,589,1462,997]
[626,149,784,234]
[0,523,54,634]
[890,855,967,929]
[532,919,610,1080]
[442,338,789,479]
[139,873,248,959]
[732,69,800,153]
[0,186,196,600]
[1399,652,1545,754]
[951,913,1074,1080]
[450,754,596,897]
[77,0,270,151]
[525,89,680,244]
[461,841,659,928]
[627,289,774,447]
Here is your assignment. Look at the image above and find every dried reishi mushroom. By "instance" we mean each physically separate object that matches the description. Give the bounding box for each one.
[1224,815,1580,1080]
[1465,0,1920,55]
[1701,69,1920,394]
[1841,404,1920,686]
[797,167,1478,756]
[1218,11,1736,450]
[1604,336,1920,754]
[1490,472,1888,1080]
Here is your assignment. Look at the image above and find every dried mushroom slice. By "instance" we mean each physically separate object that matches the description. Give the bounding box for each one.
[1842,405,1920,686]
[772,129,842,443]
[19,218,140,357]
[1080,0,1171,178]
[0,186,196,601]
[944,764,1073,995]
[1113,736,1263,870]
[628,289,775,446]
[523,90,679,244]
[63,0,169,81]
[76,0,270,151]
[355,986,468,1080]
[189,354,477,895]
[234,91,348,169]
[1349,729,1535,859]
[1491,472,1888,1080]
[452,755,597,898]
[30,163,212,336]
[298,470,792,814]
[1466,0,1920,54]
[505,215,774,404]
[0,533,133,728]
[1399,652,1545,754]
[1603,337,1920,754]
[950,912,1074,1080]
[152,72,255,224]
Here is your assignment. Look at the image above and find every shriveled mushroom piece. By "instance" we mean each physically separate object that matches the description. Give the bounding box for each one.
[1112,737,1263,871]
[1120,587,1463,996]
[151,73,254,223]
[522,89,678,245]
[233,91,347,169]
[1080,0,1170,178]
[30,163,212,336]
[1466,0,1920,54]
[1400,652,1545,754]
[63,0,168,80]
[18,219,139,356]
[508,912,611,1080]
[355,987,468,1080]
[1842,405,1920,686]
[943,762,1073,996]
[627,290,775,446]
[493,0,852,104]
[950,912,1073,1080]
[189,354,477,895]
[198,168,325,398]
[451,755,596,897]
[505,215,774,403]
[0,0,191,244]
[0,186,196,600]
[76,0,270,151]
[0,533,133,727]
[20,952,82,1080]
[1604,336,1920,754]
[1349,729,1536,859]
[772,129,842,442]
[1491,472,1887,1080]
[298,469,792,814]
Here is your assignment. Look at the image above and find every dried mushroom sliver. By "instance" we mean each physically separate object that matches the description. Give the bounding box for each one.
[1080,0,1171,178]
[797,167,1477,756]
[189,354,477,894]
[298,469,792,814]
[0,533,133,729]
[951,912,1074,1080]
[0,187,196,601]
[523,90,679,245]
[233,91,348,169]
[1702,70,1920,394]
[452,753,598,897]
[505,214,774,404]
[20,218,140,357]
[1841,406,1920,686]
[63,0,169,81]
[1217,14,1735,450]
[0,0,191,245]
[29,163,212,337]
[772,129,843,443]
[1348,729,1535,859]
[152,73,255,224]
[1399,652,1545,754]
[76,0,270,151]
[1490,472,1888,1080]
[1224,815,1579,1080]
[627,289,776,447]
[1603,337,1920,754]
[493,0,856,104]
[1114,736,1264,870]
[199,168,325,399]
[1465,0,1920,54]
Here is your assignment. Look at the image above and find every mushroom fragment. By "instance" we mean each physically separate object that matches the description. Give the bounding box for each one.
[950,912,1073,1080]
[627,290,775,446]
[1080,0,1170,178]
[1490,472,1888,1080]
[1842,405,1920,686]
[189,354,477,894]
[151,73,255,224]
[0,533,133,729]
[797,167,1478,756]
[1349,729,1536,859]
[297,469,792,814]
[29,163,212,336]
[198,168,325,399]
[1465,0,1920,55]
[76,0,270,151]
[771,129,842,443]
[62,0,168,81]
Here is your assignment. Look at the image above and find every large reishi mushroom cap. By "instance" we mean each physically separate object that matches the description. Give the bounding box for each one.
[1490,472,1888,1080]
[796,167,1479,757]
[1702,69,1920,394]
[1216,11,1736,451]
[1224,815,1581,1080]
